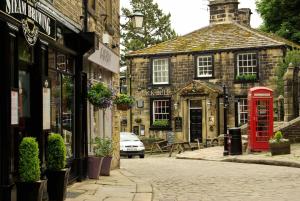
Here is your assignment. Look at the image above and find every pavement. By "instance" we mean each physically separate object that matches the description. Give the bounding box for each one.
[65,169,153,201]
[66,144,300,201]
[176,143,300,168]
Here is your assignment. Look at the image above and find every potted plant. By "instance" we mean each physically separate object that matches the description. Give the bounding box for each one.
[87,138,104,179]
[269,131,291,156]
[114,94,135,110]
[87,82,113,109]
[46,133,69,201]
[94,137,113,176]
[16,137,46,201]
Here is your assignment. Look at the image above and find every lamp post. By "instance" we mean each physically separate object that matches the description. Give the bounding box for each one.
[223,85,229,156]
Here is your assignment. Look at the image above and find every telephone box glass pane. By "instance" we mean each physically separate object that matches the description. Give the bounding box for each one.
[255,100,269,142]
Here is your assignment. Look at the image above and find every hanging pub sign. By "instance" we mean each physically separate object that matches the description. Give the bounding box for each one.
[1,0,56,46]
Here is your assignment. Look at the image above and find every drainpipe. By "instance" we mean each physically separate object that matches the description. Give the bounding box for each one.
[129,59,133,131]
[82,0,88,32]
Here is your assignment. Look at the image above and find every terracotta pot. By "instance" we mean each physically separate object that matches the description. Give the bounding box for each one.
[100,156,112,176]
[16,180,46,201]
[46,168,70,201]
[88,156,103,179]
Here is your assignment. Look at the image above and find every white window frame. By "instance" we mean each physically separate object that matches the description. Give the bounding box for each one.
[238,98,248,125]
[152,100,170,122]
[197,55,213,77]
[152,58,169,85]
[237,53,258,76]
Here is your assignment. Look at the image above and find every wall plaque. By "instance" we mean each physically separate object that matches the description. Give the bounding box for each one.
[174,117,182,132]
[43,79,51,130]
[11,90,19,125]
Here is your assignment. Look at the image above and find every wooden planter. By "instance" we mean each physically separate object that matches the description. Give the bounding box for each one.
[116,104,131,111]
[270,142,291,156]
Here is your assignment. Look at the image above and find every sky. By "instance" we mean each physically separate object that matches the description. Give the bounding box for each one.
[120,0,263,36]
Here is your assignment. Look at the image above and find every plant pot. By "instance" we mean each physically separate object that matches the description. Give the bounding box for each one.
[117,104,131,111]
[16,180,47,201]
[88,156,103,179]
[270,142,291,156]
[46,168,70,201]
[100,156,112,176]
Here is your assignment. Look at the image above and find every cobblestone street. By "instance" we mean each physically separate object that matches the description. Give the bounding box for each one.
[121,156,300,201]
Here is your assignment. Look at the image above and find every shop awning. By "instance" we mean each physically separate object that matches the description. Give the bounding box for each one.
[88,42,120,74]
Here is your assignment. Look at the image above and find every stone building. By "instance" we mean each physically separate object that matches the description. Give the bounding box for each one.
[125,0,300,144]
[0,0,120,200]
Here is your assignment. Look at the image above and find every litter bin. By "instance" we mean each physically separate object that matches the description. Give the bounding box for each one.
[228,127,242,155]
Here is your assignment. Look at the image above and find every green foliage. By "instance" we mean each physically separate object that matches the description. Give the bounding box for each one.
[274,131,283,142]
[256,0,300,43]
[19,137,40,182]
[275,50,300,95]
[47,133,66,171]
[93,137,113,157]
[152,119,169,127]
[121,0,177,66]
[236,74,257,82]
[114,94,135,105]
[87,82,113,109]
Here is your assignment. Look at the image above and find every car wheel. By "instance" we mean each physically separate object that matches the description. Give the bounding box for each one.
[139,154,144,158]
[128,155,133,158]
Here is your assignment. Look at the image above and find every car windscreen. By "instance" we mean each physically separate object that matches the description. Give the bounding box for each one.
[121,134,140,142]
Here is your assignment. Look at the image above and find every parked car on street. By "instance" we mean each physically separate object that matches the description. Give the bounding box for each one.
[120,132,145,158]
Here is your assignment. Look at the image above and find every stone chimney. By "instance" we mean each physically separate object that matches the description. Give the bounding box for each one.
[209,0,251,26]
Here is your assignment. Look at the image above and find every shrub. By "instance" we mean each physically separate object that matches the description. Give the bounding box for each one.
[274,131,283,143]
[87,82,113,109]
[114,94,135,105]
[93,137,113,157]
[19,137,40,182]
[47,133,66,170]
[152,120,169,127]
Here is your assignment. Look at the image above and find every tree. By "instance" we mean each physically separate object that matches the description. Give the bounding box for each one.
[121,0,177,66]
[275,50,300,95]
[256,0,300,43]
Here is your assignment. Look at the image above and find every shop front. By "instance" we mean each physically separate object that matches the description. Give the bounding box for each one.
[0,1,93,200]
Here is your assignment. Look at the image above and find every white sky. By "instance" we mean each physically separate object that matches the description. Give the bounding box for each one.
[120,0,263,35]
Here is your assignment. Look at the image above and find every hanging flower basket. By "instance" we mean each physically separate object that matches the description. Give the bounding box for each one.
[114,94,135,111]
[87,82,113,109]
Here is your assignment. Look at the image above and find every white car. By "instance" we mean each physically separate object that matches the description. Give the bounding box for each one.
[120,132,145,158]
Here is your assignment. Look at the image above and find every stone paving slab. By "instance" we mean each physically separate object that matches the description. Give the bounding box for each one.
[66,169,153,201]
[176,143,300,168]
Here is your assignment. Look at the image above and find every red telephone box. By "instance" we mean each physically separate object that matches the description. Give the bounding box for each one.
[248,87,273,151]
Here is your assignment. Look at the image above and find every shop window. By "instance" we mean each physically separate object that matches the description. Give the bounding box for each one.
[238,98,248,125]
[196,55,213,78]
[236,52,258,78]
[152,58,169,85]
[49,48,75,158]
[150,98,171,129]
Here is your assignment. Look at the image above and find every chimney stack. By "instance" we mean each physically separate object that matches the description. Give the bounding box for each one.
[209,0,251,26]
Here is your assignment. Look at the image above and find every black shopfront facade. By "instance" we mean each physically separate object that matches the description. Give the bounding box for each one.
[0,1,93,200]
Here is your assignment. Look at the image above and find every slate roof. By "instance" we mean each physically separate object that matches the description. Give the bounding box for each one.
[127,22,300,57]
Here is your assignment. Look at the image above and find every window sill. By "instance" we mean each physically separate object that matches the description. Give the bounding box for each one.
[194,76,214,80]
[149,126,172,131]
[150,84,171,87]
[234,80,259,84]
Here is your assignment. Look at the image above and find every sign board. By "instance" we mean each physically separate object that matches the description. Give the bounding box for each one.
[43,80,51,130]
[88,42,120,74]
[174,117,182,132]
[167,131,175,145]
[11,90,19,125]
[1,0,56,46]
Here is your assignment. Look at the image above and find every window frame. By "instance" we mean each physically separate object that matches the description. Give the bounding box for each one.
[150,97,172,130]
[151,58,170,86]
[235,51,259,82]
[237,97,248,126]
[195,54,214,78]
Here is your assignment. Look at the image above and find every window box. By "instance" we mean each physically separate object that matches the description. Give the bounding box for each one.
[235,74,257,83]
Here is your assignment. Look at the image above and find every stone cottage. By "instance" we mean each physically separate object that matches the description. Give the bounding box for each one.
[124,0,300,144]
